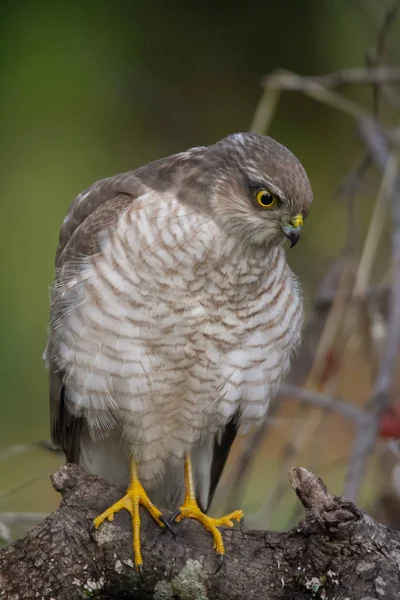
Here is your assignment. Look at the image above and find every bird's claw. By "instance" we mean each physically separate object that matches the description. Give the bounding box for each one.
[137,563,144,582]
[159,514,176,539]
[167,508,182,526]
[213,554,224,575]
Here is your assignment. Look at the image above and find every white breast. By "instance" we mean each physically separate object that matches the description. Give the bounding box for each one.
[51,194,303,482]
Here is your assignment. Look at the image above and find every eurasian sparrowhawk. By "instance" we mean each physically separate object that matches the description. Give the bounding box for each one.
[45,132,312,571]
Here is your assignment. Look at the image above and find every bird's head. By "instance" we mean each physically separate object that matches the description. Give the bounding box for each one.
[200,132,313,249]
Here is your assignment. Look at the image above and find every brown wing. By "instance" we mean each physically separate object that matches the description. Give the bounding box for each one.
[48,172,152,462]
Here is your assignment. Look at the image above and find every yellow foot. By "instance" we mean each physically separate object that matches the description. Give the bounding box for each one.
[94,470,164,571]
[174,498,243,556]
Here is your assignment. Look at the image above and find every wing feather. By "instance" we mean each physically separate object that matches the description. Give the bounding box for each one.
[47,147,207,462]
[205,411,240,512]
[48,173,151,461]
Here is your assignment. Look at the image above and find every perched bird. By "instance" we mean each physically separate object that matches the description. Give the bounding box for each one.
[45,132,312,572]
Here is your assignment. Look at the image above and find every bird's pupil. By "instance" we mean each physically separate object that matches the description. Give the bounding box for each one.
[261,193,272,205]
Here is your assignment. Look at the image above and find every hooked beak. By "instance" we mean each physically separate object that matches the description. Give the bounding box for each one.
[282,214,303,248]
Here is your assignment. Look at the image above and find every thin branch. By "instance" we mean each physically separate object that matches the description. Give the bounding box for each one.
[250,86,281,134]
[367,0,400,115]
[254,66,400,138]
[262,67,400,91]
[256,68,373,127]
[345,119,400,501]
[359,122,400,403]
[250,66,379,135]
[339,156,368,255]
[336,156,372,205]
[352,167,390,298]
[276,384,366,424]
[337,3,400,248]
[247,2,400,515]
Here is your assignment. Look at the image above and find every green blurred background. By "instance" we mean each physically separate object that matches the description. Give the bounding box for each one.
[0,1,398,519]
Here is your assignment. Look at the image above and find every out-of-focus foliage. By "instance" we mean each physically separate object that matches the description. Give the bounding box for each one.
[1,0,399,521]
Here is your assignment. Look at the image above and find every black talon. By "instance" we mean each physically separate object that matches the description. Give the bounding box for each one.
[213,554,224,575]
[239,515,245,531]
[159,515,176,539]
[137,564,144,582]
[168,509,182,525]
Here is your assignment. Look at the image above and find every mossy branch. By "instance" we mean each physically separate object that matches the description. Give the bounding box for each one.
[0,464,399,599]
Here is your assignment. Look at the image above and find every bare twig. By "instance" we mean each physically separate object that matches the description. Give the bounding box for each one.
[337,156,369,256]
[275,384,366,424]
[345,119,400,501]
[352,167,390,299]
[262,67,400,91]
[255,68,373,130]
[336,156,372,206]
[250,87,281,134]
[367,0,400,115]
[264,262,356,516]
[337,1,400,247]
[250,66,385,134]
[246,3,400,521]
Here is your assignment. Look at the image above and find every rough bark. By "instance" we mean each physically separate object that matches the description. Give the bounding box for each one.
[0,464,399,599]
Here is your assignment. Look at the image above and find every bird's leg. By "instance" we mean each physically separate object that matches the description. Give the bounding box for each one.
[173,455,243,560]
[94,459,165,572]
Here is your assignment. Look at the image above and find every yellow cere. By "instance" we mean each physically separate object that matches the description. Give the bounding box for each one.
[290,214,303,228]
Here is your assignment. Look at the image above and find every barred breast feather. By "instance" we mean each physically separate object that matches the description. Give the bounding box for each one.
[47,133,312,512]
[49,189,303,507]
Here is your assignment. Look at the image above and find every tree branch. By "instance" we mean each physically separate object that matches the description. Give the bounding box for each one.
[262,67,400,91]
[276,383,366,423]
[1,464,400,599]
[345,119,400,501]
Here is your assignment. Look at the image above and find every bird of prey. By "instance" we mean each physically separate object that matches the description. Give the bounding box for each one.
[45,132,312,572]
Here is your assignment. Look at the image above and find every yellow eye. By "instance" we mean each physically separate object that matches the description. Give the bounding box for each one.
[255,189,277,209]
